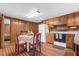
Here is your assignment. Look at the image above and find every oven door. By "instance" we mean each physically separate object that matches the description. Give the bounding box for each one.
[54,33,66,43]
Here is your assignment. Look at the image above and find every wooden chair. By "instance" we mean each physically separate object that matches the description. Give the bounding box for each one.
[15,34,27,55]
[29,33,41,56]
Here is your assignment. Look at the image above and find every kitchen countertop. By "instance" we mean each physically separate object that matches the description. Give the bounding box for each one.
[50,31,79,34]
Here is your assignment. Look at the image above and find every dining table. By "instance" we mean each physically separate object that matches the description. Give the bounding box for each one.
[18,35,34,52]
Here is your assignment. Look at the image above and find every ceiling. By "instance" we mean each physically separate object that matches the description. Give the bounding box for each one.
[0,3,79,23]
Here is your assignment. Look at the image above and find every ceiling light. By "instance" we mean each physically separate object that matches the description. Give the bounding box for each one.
[26,9,40,18]
[49,22,53,24]
[70,26,77,29]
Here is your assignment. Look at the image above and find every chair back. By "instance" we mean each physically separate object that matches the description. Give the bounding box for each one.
[16,34,20,44]
[33,33,41,44]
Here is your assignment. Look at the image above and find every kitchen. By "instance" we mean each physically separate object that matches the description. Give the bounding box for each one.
[39,12,79,55]
[0,3,79,56]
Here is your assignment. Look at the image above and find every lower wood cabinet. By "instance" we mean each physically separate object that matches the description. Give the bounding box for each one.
[46,33,54,44]
[66,34,75,49]
[75,44,79,56]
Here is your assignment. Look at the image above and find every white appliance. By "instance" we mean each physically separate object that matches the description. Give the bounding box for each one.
[74,34,79,45]
[39,24,49,43]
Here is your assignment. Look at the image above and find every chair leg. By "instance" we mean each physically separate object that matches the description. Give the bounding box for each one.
[33,45,35,56]
[15,44,19,55]
[17,44,19,54]
[29,43,31,52]
[39,43,41,53]
[24,43,27,51]
[15,44,17,55]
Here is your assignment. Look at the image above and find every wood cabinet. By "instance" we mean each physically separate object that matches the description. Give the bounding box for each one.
[67,13,76,26]
[75,12,79,26]
[75,44,79,56]
[42,12,79,31]
[67,12,79,26]
[59,15,68,24]
[48,18,54,28]
[53,17,59,24]
[42,20,46,24]
[46,33,54,44]
[66,34,75,49]
[45,20,49,25]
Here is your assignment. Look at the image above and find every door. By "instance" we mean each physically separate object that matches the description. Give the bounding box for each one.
[4,18,11,45]
[0,20,2,48]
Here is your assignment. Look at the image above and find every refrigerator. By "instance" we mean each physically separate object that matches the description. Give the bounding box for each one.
[39,24,49,43]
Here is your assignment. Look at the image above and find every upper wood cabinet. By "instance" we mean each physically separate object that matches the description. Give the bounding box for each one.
[42,12,79,30]
[42,20,46,24]
[53,17,59,22]
[48,18,54,28]
[45,20,49,25]
[67,12,79,26]
[75,12,79,26]
[67,13,76,26]
[59,15,68,24]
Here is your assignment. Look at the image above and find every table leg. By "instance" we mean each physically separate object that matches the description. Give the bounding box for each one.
[27,43,30,52]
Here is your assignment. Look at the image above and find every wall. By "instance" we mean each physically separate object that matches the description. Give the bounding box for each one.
[0,15,38,47]
[10,18,38,43]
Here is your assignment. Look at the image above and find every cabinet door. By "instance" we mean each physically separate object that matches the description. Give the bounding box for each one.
[42,21,46,24]
[75,12,79,26]
[59,15,67,24]
[54,17,59,21]
[53,17,60,25]
[48,18,54,28]
[67,13,76,26]
[66,34,75,49]
[46,33,54,44]
[45,20,49,25]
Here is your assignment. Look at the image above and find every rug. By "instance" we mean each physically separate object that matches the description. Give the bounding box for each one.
[53,45,65,50]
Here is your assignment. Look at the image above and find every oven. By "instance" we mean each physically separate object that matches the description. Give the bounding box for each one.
[54,30,66,43]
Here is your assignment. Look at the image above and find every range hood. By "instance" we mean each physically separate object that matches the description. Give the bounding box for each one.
[53,21,66,26]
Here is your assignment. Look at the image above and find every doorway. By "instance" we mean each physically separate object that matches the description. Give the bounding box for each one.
[4,18,11,45]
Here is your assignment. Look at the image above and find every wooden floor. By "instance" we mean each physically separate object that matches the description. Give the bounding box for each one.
[0,43,75,56]
[41,43,75,56]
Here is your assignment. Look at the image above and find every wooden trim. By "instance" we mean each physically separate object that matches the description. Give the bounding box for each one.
[1,14,5,48]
